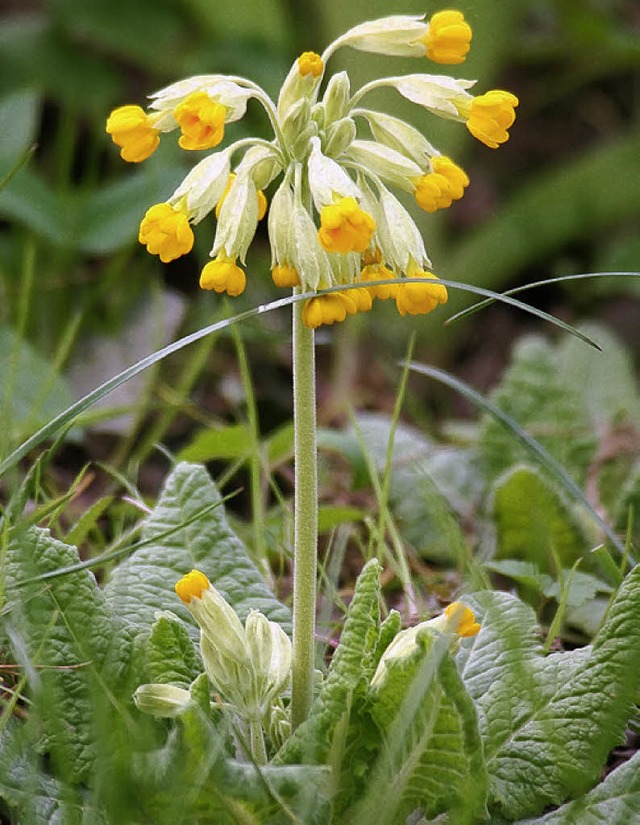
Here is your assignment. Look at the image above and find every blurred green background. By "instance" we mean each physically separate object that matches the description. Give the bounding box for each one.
[0,0,639,460]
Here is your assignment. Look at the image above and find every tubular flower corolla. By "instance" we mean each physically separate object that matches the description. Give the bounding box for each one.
[106,10,517,325]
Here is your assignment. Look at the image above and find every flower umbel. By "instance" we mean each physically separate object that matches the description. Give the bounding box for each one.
[107,10,517,323]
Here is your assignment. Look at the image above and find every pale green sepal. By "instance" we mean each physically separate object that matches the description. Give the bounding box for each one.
[211,172,259,263]
[280,98,312,149]
[323,117,357,158]
[277,58,323,121]
[387,73,476,119]
[330,15,428,58]
[133,683,192,718]
[322,71,351,123]
[267,179,295,267]
[359,109,437,167]
[374,185,430,272]
[346,139,421,190]
[170,148,231,224]
[288,202,331,290]
[308,136,361,210]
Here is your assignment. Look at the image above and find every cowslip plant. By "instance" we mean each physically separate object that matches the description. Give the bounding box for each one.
[106,8,518,730]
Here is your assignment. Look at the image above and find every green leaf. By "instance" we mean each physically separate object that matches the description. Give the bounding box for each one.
[145,611,201,688]
[515,749,640,824]
[104,462,291,633]
[491,464,586,570]
[274,559,382,766]
[479,335,597,485]
[0,718,89,825]
[3,526,137,782]
[177,423,252,462]
[353,629,486,824]
[0,326,74,444]
[0,90,39,179]
[461,565,640,819]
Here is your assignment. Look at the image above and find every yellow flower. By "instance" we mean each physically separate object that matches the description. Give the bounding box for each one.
[199,254,247,295]
[298,51,324,78]
[466,90,519,149]
[301,293,357,328]
[105,104,160,163]
[272,264,301,288]
[215,173,268,221]
[360,261,399,300]
[175,569,211,604]
[444,602,481,637]
[317,197,376,254]
[414,155,469,212]
[395,271,448,316]
[173,92,227,151]
[422,10,472,65]
[138,202,194,262]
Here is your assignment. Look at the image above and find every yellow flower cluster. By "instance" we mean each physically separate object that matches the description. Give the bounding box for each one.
[106,10,518,327]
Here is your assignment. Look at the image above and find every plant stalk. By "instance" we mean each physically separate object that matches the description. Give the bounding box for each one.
[290,295,318,730]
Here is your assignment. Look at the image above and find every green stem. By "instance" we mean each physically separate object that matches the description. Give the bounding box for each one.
[290,294,318,730]
[249,718,268,765]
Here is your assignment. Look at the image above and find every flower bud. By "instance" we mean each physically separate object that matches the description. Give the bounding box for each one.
[134,683,192,717]
[211,173,259,263]
[346,140,422,190]
[245,610,292,711]
[322,71,351,123]
[323,117,357,159]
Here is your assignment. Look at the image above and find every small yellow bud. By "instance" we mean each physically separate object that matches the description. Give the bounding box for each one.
[423,10,472,65]
[175,569,211,604]
[466,90,519,149]
[317,197,376,255]
[173,92,227,151]
[138,203,194,262]
[106,104,160,163]
[199,255,246,296]
[216,173,268,220]
[272,264,301,288]
[298,51,324,78]
[395,271,448,316]
[444,602,481,638]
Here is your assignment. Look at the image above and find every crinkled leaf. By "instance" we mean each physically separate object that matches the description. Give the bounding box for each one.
[479,335,597,485]
[0,719,91,825]
[104,462,291,634]
[491,464,587,570]
[3,526,138,782]
[145,610,201,688]
[353,629,486,824]
[460,565,640,819]
[274,558,382,766]
[516,749,640,824]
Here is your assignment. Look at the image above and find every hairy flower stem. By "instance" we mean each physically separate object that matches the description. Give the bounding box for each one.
[290,294,318,730]
[249,719,268,765]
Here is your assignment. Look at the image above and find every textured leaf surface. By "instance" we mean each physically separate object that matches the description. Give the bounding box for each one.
[479,335,597,485]
[460,566,640,819]
[353,629,486,824]
[492,464,586,569]
[517,749,640,824]
[104,462,291,633]
[274,559,382,766]
[3,527,136,782]
[145,611,201,687]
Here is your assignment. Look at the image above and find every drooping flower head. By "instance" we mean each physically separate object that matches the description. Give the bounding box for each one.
[107,10,517,327]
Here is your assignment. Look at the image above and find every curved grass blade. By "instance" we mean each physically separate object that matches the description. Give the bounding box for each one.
[407,361,626,556]
[445,271,640,326]
[0,278,600,480]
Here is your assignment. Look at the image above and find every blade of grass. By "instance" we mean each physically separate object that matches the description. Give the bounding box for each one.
[446,271,640,326]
